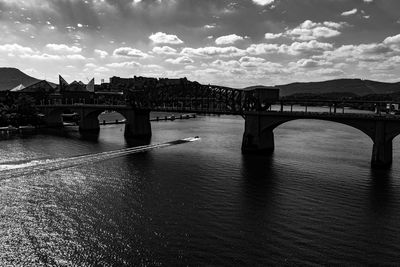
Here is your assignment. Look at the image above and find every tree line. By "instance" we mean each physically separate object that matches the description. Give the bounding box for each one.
[0,94,40,127]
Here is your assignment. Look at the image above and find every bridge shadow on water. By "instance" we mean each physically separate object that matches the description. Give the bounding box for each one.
[124,136,151,147]
[368,168,395,214]
[240,152,278,210]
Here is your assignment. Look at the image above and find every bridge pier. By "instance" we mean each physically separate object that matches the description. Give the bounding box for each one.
[371,121,393,168]
[79,115,100,133]
[123,110,152,139]
[242,115,275,153]
[78,109,152,139]
[43,110,63,128]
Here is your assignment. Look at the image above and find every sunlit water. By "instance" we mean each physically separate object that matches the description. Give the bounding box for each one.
[1,113,400,265]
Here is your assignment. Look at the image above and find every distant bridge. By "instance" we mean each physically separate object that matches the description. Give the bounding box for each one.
[35,83,400,169]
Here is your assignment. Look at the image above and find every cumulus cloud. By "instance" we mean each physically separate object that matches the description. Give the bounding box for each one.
[246,43,280,55]
[264,33,282,39]
[252,0,275,6]
[181,46,246,58]
[149,32,184,44]
[289,58,332,69]
[84,63,97,68]
[66,54,86,60]
[152,46,178,55]
[204,24,216,29]
[246,40,332,56]
[211,59,241,68]
[313,68,344,76]
[46,44,82,53]
[113,47,149,58]
[20,53,62,61]
[341,8,358,16]
[165,56,194,64]
[383,34,400,47]
[94,49,108,58]
[20,53,86,61]
[0,43,34,54]
[284,40,334,55]
[106,61,141,68]
[285,20,344,41]
[317,41,395,64]
[215,34,244,45]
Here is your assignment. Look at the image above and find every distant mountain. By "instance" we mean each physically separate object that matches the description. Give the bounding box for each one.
[276,79,400,97]
[0,67,44,91]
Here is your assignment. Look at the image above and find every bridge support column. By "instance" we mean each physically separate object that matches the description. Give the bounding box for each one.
[79,114,100,133]
[44,111,63,128]
[124,110,152,139]
[242,115,274,153]
[371,121,392,168]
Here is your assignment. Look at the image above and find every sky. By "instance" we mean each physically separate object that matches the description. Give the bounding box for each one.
[0,0,399,87]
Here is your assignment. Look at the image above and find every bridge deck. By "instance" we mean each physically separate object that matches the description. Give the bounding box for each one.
[36,104,400,121]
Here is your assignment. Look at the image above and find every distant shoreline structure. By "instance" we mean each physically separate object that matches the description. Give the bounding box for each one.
[1,67,400,97]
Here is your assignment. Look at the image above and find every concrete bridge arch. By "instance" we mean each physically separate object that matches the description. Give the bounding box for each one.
[78,108,151,138]
[242,113,400,168]
[39,105,151,139]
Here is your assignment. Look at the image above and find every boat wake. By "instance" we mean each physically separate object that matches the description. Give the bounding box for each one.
[0,136,200,180]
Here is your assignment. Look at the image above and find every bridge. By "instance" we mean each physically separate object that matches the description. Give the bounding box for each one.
[35,82,400,169]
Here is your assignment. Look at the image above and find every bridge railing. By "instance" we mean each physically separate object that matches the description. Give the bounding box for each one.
[265,99,400,117]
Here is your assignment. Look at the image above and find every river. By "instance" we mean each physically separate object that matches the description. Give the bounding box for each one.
[1,113,400,265]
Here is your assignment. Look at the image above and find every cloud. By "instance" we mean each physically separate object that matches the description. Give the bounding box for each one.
[317,41,395,64]
[20,53,86,61]
[84,63,97,68]
[284,40,334,55]
[285,20,344,41]
[313,68,344,76]
[149,32,183,44]
[264,33,282,39]
[215,34,244,45]
[383,34,400,47]
[113,47,149,58]
[211,59,240,68]
[252,0,275,6]
[165,56,194,64]
[94,49,109,58]
[289,58,332,69]
[66,54,86,60]
[246,40,333,56]
[209,57,282,74]
[106,61,141,68]
[246,43,280,55]
[181,46,246,58]
[0,43,34,54]
[46,44,82,53]
[341,8,358,16]
[94,67,110,72]
[204,24,216,29]
[20,53,62,60]
[152,46,178,55]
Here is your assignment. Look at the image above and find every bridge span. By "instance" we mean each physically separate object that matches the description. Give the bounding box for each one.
[35,84,400,169]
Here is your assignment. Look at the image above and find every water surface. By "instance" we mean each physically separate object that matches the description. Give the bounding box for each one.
[1,114,400,265]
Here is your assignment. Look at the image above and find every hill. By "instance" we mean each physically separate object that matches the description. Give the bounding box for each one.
[0,67,42,91]
[276,79,400,97]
